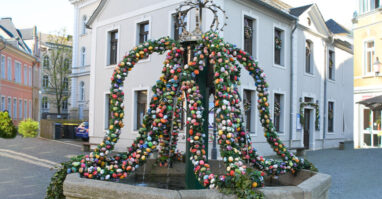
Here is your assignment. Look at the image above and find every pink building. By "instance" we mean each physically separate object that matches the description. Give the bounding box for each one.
[0,18,39,124]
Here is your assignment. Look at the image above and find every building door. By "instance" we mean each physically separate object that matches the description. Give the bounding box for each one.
[304,109,311,149]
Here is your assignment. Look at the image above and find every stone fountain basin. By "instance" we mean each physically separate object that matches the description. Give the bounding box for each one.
[63,160,331,199]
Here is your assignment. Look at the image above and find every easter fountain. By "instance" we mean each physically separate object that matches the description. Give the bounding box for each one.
[62,0,331,198]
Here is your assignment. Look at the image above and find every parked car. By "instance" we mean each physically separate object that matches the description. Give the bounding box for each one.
[75,122,89,141]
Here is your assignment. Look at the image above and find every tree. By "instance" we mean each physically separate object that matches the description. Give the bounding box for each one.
[42,30,72,114]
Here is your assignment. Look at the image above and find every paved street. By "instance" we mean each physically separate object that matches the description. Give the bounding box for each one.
[0,136,86,199]
[306,142,382,199]
[0,138,381,199]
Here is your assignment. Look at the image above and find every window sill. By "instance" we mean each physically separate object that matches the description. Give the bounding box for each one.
[273,64,286,70]
[304,72,315,77]
[327,79,335,83]
[105,64,117,69]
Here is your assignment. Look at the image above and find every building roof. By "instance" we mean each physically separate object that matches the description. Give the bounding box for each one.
[325,19,350,34]
[0,18,32,54]
[289,4,313,17]
[19,28,35,40]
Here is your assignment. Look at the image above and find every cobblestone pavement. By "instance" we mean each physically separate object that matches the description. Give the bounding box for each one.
[306,142,382,199]
[0,136,86,199]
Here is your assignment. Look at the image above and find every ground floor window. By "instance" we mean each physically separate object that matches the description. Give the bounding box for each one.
[328,102,334,132]
[243,89,255,133]
[274,93,284,134]
[135,90,147,130]
[363,108,382,147]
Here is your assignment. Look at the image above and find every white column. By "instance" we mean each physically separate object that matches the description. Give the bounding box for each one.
[70,4,80,110]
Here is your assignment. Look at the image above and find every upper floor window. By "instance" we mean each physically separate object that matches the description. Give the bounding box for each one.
[29,68,32,86]
[107,30,118,65]
[14,61,21,83]
[329,50,335,80]
[24,64,28,85]
[81,47,86,67]
[62,99,68,111]
[63,77,69,91]
[7,57,12,81]
[244,16,255,57]
[360,0,380,14]
[364,41,375,75]
[42,75,49,88]
[172,13,187,40]
[43,55,49,69]
[274,28,284,66]
[64,58,70,69]
[80,81,85,101]
[305,40,313,74]
[1,55,5,79]
[138,21,149,44]
[81,15,87,35]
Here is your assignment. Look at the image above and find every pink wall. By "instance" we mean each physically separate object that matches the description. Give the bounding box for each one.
[0,50,35,124]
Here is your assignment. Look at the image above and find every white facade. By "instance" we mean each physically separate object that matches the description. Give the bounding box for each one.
[84,0,353,156]
[69,0,101,120]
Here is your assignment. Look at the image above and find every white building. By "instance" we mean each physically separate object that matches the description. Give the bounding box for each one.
[69,0,101,120]
[73,0,353,156]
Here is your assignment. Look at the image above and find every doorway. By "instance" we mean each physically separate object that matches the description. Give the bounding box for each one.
[304,109,311,149]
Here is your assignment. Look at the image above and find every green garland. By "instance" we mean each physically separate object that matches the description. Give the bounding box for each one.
[299,102,320,130]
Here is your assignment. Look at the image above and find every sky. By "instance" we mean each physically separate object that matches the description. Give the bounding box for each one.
[0,0,356,35]
[0,0,74,35]
[282,0,356,30]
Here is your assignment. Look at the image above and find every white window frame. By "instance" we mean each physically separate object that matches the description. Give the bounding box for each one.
[242,11,259,60]
[132,88,150,132]
[273,24,287,69]
[1,96,5,111]
[168,9,191,39]
[7,97,11,117]
[272,90,286,135]
[79,81,85,101]
[24,64,28,85]
[42,96,49,110]
[81,47,86,67]
[7,57,12,81]
[363,39,375,76]
[81,15,87,35]
[14,61,21,83]
[29,67,32,86]
[105,25,120,68]
[241,87,257,135]
[327,100,335,134]
[134,17,152,64]
[328,49,336,81]
[305,40,314,76]
[1,55,5,79]
[42,75,49,88]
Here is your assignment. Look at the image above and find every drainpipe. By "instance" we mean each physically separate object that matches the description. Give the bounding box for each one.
[289,21,298,148]
[322,36,333,149]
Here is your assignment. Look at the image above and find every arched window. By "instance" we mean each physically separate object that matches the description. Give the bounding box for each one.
[42,75,49,88]
[43,55,49,68]
[42,97,48,110]
[63,77,69,90]
[81,47,86,67]
[82,15,87,35]
[80,81,85,101]
[305,40,313,74]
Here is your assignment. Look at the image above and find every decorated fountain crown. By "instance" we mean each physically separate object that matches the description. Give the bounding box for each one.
[175,0,227,42]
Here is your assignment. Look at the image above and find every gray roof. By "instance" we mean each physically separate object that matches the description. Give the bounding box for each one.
[19,28,34,40]
[290,4,313,17]
[325,19,350,34]
[0,18,32,53]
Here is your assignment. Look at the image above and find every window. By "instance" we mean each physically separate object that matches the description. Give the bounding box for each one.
[304,97,313,103]
[42,97,48,110]
[62,99,68,111]
[7,98,11,117]
[43,55,49,69]
[172,12,187,40]
[13,99,17,119]
[29,68,32,86]
[42,75,49,88]
[24,100,27,119]
[108,30,118,65]
[80,81,85,101]
[244,16,255,56]
[19,99,22,119]
[365,41,375,75]
[305,40,313,74]
[104,94,111,130]
[64,58,70,69]
[1,96,5,111]
[274,93,284,133]
[135,90,147,130]
[29,101,32,118]
[63,77,69,90]
[1,55,5,79]
[329,50,335,80]
[274,28,284,66]
[81,15,87,35]
[138,21,149,44]
[328,102,334,132]
[14,61,21,83]
[243,89,255,133]
[81,47,86,66]
[24,64,28,85]
[7,57,12,81]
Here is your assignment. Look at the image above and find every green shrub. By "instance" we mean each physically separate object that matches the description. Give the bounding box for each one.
[18,119,39,138]
[0,111,17,139]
